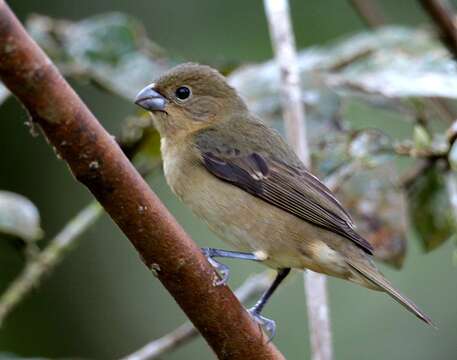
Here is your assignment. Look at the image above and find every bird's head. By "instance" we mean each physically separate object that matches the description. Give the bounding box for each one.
[134,63,247,137]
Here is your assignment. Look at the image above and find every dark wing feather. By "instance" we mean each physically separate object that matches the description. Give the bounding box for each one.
[200,150,373,255]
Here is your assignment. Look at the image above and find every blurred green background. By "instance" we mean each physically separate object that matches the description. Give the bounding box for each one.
[1,0,456,359]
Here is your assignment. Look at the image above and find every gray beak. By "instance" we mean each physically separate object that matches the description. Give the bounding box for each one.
[134,85,167,112]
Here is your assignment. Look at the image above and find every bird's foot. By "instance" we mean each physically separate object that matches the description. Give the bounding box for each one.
[201,248,230,286]
[248,307,276,342]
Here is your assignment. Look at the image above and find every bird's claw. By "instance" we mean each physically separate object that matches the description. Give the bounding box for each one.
[201,248,230,286]
[248,307,276,342]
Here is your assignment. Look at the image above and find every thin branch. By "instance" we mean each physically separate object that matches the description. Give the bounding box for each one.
[0,202,103,326]
[419,0,457,59]
[263,0,310,166]
[122,272,274,360]
[0,3,284,359]
[263,1,333,360]
[0,145,155,325]
[349,0,386,28]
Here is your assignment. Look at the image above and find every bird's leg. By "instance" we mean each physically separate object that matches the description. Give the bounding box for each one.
[248,268,291,342]
[201,248,260,285]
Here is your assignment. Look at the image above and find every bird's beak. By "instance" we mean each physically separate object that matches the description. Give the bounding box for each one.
[134,84,167,112]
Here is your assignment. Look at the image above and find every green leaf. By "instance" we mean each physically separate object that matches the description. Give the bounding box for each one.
[27,13,170,100]
[407,166,456,252]
[0,191,43,242]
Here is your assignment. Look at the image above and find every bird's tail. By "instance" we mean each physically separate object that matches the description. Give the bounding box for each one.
[346,259,435,327]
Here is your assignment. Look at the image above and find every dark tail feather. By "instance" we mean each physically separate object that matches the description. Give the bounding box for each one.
[347,260,436,328]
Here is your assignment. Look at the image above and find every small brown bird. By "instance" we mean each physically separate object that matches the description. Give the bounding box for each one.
[134,63,433,337]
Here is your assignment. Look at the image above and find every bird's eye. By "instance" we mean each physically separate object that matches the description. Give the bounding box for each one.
[175,86,191,101]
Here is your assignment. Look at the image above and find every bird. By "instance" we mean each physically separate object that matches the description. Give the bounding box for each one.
[134,62,433,338]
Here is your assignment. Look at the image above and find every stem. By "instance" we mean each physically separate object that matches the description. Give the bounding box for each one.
[263,0,310,166]
[0,202,103,326]
[0,3,284,359]
[263,1,333,360]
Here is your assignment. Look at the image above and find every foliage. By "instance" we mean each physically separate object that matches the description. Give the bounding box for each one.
[1,13,456,264]
[1,13,457,347]
[408,164,457,251]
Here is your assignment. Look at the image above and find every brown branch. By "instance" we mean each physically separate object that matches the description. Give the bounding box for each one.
[122,271,274,360]
[0,2,284,359]
[263,1,333,360]
[419,0,457,59]
[122,163,358,359]
[349,0,386,28]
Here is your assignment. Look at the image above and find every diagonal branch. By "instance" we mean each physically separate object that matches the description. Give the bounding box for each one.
[0,2,284,359]
[263,1,333,360]
[121,160,357,359]
[122,271,274,360]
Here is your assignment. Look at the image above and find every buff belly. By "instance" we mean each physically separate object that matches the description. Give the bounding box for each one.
[162,147,352,278]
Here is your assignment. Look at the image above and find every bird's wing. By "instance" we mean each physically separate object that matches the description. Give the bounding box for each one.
[194,127,373,255]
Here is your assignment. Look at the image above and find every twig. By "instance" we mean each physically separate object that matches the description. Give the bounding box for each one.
[0,202,103,326]
[122,272,274,360]
[263,1,333,360]
[349,0,386,28]
[0,3,284,359]
[263,0,310,165]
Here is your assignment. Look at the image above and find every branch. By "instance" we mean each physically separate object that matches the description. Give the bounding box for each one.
[349,0,386,28]
[122,272,274,360]
[121,163,356,359]
[0,3,284,359]
[0,202,103,326]
[419,0,457,59]
[263,1,333,360]
[263,0,311,166]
